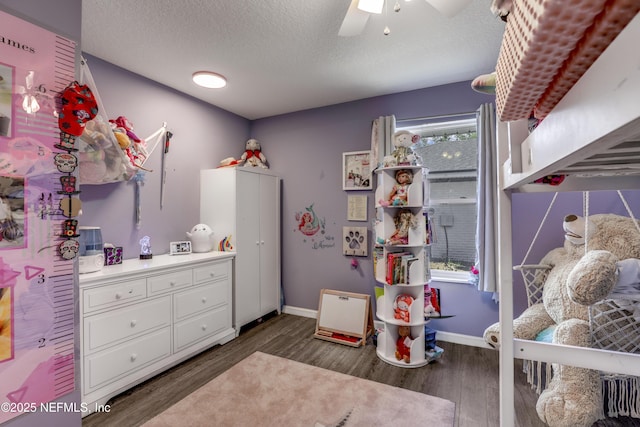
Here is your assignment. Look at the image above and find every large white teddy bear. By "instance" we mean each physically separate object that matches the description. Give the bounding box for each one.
[484,213,640,427]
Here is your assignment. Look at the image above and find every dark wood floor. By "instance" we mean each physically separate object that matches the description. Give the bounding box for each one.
[82,313,640,427]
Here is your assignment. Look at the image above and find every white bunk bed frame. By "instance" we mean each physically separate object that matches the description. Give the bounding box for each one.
[496,12,640,426]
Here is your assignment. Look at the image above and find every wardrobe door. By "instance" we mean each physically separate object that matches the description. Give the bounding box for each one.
[235,171,261,327]
[259,174,280,315]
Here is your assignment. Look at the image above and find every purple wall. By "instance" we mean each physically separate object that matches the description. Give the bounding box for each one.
[250,83,498,337]
[78,55,250,258]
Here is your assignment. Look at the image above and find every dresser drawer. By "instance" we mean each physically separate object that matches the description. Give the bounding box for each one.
[83,279,147,313]
[147,269,192,294]
[174,281,228,321]
[174,306,230,352]
[84,296,171,352]
[193,260,230,285]
[85,327,171,391]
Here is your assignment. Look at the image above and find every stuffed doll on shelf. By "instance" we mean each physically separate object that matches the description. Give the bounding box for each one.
[391,130,419,166]
[393,293,414,323]
[395,325,413,363]
[387,169,412,206]
[387,209,417,245]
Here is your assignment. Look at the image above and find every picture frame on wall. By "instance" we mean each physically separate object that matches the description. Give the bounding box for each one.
[342,150,372,191]
[342,226,368,257]
[347,195,367,221]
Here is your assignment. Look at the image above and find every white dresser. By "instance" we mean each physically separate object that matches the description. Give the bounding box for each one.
[79,252,235,415]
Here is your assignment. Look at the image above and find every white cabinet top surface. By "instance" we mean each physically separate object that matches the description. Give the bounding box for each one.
[79,252,235,286]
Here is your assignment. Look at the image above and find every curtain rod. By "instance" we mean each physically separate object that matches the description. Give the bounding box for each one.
[396,111,477,123]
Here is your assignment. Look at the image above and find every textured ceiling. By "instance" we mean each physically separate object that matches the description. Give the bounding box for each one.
[81,0,505,120]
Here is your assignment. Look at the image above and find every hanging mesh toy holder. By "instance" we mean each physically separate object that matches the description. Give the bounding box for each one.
[75,57,138,184]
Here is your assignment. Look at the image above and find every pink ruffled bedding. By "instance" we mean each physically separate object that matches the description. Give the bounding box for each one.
[495,0,640,122]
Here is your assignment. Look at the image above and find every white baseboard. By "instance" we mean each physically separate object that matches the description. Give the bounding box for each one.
[282,305,317,319]
[283,305,490,349]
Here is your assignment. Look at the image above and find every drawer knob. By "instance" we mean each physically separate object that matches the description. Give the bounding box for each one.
[201,324,207,331]
[115,292,122,299]
[130,320,137,327]
[201,297,207,304]
[209,272,215,277]
[130,353,137,362]
[170,281,176,286]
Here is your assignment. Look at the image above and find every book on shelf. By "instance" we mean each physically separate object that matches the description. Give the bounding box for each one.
[386,251,410,285]
[403,255,419,284]
[373,246,384,277]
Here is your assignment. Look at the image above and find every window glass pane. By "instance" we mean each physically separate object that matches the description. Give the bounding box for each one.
[397,117,477,276]
[426,203,476,272]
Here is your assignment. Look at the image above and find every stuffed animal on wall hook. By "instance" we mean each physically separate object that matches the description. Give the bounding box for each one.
[239,138,268,169]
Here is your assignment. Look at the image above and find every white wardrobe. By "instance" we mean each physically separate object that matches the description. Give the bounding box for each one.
[200,167,281,330]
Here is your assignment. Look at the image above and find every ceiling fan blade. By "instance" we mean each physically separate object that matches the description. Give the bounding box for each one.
[424,0,473,17]
[338,0,371,37]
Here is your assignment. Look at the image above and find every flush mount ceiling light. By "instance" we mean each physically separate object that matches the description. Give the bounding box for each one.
[192,71,227,89]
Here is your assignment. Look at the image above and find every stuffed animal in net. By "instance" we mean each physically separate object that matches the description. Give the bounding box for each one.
[483,213,640,427]
[395,325,413,363]
[239,138,268,168]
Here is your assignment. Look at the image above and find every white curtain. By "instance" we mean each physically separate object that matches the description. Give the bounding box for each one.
[370,115,396,169]
[475,103,499,298]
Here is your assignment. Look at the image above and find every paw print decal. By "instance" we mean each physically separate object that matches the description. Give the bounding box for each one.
[343,227,368,257]
[346,230,364,250]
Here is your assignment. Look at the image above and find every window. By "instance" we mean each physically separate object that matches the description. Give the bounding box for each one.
[397,115,477,281]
